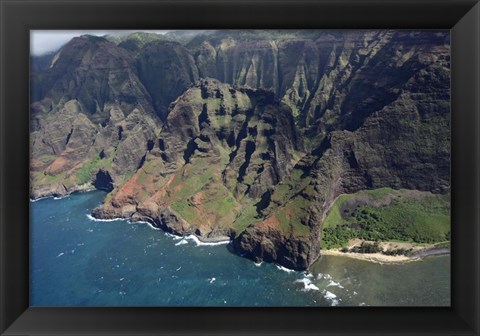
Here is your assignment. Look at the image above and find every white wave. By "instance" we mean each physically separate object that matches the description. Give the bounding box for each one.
[53,195,69,200]
[129,220,162,231]
[276,265,296,273]
[304,272,314,278]
[175,239,188,246]
[322,290,341,306]
[295,278,320,292]
[324,291,337,300]
[327,280,344,289]
[56,252,64,258]
[209,277,216,284]
[86,214,125,222]
[254,262,263,267]
[185,235,230,246]
[30,196,49,202]
[165,232,183,240]
[316,272,332,280]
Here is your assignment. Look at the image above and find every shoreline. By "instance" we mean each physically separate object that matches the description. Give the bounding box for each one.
[321,247,450,264]
[30,186,96,202]
[88,212,232,245]
[34,190,450,267]
[33,189,233,246]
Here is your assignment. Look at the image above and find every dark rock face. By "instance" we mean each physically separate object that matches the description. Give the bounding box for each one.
[93,170,114,192]
[31,35,155,122]
[138,41,199,120]
[30,30,450,270]
[30,36,162,199]
[232,36,450,268]
[232,219,321,270]
[190,31,450,142]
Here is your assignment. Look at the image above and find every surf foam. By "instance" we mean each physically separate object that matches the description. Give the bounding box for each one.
[185,235,230,246]
[294,277,320,291]
[30,196,50,202]
[322,290,340,306]
[53,195,69,200]
[276,265,296,273]
[86,214,125,222]
[165,232,183,240]
[175,239,188,246]
[327,280,344,289]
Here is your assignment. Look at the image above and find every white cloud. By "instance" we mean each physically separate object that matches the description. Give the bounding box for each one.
[30,30,170,56]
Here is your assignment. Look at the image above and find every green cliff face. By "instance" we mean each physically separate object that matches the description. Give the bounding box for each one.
[92,79,302,239]
[30,30,450,270]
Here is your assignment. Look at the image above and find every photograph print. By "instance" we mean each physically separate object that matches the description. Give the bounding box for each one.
[29,29,451,306]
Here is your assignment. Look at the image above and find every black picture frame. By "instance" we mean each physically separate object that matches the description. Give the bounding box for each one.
[1,0,479,335]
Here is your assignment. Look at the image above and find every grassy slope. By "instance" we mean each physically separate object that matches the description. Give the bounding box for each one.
[321,188,450,249]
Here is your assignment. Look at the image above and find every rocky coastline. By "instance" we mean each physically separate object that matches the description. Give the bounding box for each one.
[30,30,451,271]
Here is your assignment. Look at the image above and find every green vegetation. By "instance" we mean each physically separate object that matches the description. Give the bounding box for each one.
[323,194,354,230]
[75,155,102,185]
[270,168,310,206]
[350,241,382,254]
[276,197,312,237]
[212,191,237,217]
[338,241,414,256]
[43,171,66,183]
[382,247,413,256]
[322,224,356,250]
[167,154,242,228]
[169,162,215,202]
[170,199,197,224]
[231,202,261,236]
[321,188,450,249]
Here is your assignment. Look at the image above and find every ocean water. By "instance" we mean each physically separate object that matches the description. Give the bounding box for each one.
[30,190,450,306]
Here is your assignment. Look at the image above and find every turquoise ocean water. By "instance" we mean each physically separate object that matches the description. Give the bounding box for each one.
[30,190,450,306]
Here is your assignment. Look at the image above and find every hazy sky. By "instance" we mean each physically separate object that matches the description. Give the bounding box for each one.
[30,30,170,56]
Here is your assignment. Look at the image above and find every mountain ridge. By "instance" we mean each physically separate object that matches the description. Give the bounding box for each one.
[30,30,450,270]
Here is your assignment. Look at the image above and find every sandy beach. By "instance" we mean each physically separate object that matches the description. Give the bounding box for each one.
[321,239,450,264]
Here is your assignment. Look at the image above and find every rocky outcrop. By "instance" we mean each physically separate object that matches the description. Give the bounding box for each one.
[93,79,302,240]
[30,35,161,198]
[189,30,450,144]
[31,35,155,122]
[232,39,450,268]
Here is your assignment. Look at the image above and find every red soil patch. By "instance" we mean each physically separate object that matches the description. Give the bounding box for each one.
[46,156,70,175]
[112,173,141,206]
[191,192,205,207]
[258,214,280,230]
